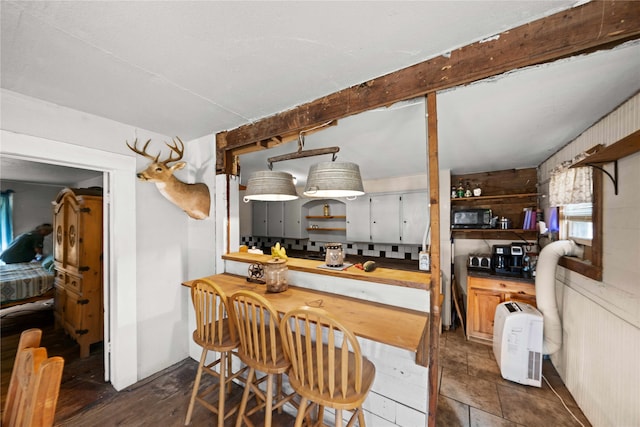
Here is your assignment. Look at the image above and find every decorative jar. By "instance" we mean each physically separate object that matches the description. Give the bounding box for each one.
[264,259,288,293]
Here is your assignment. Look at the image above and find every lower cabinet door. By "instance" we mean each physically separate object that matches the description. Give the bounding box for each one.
[468,288,502,342]
[53,284,66,322]
[62,290,86,338]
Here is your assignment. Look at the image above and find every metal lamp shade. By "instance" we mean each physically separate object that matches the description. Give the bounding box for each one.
[243,171,299,202]
[303,161,365,198]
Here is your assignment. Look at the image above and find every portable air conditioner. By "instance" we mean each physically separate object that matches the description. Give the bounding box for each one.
[493,301,543,387]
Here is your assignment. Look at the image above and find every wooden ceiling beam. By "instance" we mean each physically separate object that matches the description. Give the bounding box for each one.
[217,1,640,174]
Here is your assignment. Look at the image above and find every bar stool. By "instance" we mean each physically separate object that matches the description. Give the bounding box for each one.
[280,306,376,427]
[185,279,246,426]
[229,290,296,427]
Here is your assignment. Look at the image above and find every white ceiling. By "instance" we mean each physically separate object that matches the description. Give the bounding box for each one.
[1,1,639,185]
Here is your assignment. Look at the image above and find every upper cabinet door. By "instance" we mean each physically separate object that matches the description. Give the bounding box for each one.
[267,201,284,238]
[284,198,307,239]
[65,195,82,272]
[52,199,66,265]
[346,197,370,242]
[401,191,430,245]
[370,194,401,243]
[252,201,268,236]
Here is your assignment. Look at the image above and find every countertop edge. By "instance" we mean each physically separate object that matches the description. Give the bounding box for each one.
[467,268,535,285]
[222,252,430,290]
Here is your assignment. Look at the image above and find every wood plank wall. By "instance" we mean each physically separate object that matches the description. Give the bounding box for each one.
[451,168,538,229]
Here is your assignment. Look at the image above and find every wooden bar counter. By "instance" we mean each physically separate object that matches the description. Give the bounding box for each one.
[182,272,428,353]
[184,254,432,425]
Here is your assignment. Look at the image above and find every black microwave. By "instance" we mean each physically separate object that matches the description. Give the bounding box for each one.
[451,208,493,229]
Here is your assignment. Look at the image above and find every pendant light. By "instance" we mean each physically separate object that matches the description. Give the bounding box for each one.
[244,121,365,200]
[243,170,298,202]
[303,161,365,198]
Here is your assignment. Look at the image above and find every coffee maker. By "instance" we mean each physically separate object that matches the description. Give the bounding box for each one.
[491,245,511,275]
[491,243,525,276]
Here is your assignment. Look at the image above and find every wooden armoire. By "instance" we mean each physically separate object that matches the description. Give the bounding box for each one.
[52,187,103,358]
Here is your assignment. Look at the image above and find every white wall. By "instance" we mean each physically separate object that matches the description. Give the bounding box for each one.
[0,89,215,388]
[538,93,640,426]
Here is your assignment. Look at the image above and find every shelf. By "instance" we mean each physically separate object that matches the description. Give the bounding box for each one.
[450,193,538,202]
[572,129,640,165]
[306,227,346,232]
[451,228,538,240]
[571,129,640,195]
[306,215,346,219]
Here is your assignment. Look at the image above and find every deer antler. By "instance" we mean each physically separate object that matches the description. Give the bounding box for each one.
[163,137,185,165]
[126,139,160,162]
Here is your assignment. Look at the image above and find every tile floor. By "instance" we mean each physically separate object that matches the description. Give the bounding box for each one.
[436,327,591,427]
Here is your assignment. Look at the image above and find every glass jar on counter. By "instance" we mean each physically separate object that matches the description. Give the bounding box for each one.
[264,259,288,293]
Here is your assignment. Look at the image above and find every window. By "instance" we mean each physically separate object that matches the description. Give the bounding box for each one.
[0,190,14,252]
[560,202,592,245]
[558,170,602,281]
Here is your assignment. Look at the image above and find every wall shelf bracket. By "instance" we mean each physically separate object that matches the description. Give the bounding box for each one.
[586,161,618,195]
[571,129,640,197]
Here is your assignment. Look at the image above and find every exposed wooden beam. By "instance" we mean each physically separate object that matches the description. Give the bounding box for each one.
[426,92,441,427]
[217,0,640,173]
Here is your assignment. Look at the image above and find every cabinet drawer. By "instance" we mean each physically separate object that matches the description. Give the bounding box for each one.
[56,270,83,294]
[468,275,535,296]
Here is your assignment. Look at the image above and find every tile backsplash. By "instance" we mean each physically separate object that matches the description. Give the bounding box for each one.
[241,236,423,261]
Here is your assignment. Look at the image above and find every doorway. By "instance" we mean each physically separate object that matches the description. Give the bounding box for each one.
[0,130,138,390]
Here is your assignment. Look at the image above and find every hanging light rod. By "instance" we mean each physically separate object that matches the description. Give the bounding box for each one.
[267,120,339,170]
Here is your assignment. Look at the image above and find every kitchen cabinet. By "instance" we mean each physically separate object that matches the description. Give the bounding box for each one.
[401,191,429,245]
[267,201,284,237]
[252,201,268,236]
[52,187,103,358]
[252,199,309,239]
[346,197,370,241]
[346,192,427,244]
[466,273,536,344]
[284,198,308,239]
[371,194,401,243]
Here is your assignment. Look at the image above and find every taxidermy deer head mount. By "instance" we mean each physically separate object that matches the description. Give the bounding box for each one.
[126,137,211,220]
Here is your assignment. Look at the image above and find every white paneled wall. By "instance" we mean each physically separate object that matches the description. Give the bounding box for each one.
[540,93,640,426]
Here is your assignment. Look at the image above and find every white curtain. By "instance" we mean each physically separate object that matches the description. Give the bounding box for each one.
[548,153,593,207]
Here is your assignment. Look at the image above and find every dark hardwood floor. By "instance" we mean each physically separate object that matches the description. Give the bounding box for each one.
[1,300,295,426]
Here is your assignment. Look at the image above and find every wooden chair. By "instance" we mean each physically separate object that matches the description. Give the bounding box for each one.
[185,279,247,426]
[229,290,296,427]
[280,307,376,427]
[3,328,65,427]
